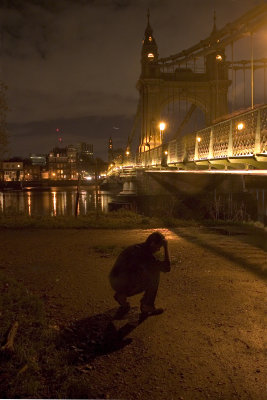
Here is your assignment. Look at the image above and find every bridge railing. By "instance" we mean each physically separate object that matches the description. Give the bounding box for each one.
[139,105,267,167]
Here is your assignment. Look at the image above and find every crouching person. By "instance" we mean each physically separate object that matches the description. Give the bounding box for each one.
[109,232,170,316]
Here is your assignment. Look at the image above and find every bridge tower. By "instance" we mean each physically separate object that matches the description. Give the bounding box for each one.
[138,10,161,153]
[137,11,230,153]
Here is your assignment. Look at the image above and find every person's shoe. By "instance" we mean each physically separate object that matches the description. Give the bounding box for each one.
[140,304,164,316]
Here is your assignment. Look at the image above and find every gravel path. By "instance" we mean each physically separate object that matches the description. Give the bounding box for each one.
[0,227,266,400]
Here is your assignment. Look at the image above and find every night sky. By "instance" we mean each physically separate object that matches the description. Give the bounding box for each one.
[1,0,265,160]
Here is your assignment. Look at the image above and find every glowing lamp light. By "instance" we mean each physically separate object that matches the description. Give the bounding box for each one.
[126,151,130,156]
[147,53,154,58]
[216,54,223,61]
[149,36,153,42]
[197,137,201,142]
[159,122,166,131]
[164,150,168,155]
[237,122,245,131]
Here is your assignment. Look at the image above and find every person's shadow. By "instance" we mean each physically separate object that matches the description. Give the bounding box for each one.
[58,307,148,365]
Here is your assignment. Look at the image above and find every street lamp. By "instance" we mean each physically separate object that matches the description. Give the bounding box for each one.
[159,122,166,143]
[215,54,223,117]
[237,122,245,131]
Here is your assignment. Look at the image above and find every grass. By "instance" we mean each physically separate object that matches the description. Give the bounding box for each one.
[0,209,265,233]
[0,271,101,399]
[0,209,199,229]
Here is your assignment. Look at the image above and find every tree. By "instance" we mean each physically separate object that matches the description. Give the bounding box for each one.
[0,82,8,159]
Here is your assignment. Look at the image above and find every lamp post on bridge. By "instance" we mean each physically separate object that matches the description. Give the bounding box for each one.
[159,122,166,144]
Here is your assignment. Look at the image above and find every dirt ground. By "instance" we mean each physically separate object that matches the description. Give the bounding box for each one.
[0,226,266,400]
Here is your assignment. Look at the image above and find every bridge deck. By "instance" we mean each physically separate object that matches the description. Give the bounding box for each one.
[137,105,267,172]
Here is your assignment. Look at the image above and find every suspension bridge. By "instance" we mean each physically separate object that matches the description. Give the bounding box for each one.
[109,3,267,176]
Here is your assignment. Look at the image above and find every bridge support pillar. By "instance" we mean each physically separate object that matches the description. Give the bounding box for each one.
[119,179,137,196]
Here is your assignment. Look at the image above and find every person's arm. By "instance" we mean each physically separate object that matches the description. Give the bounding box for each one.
[159,239,171,272]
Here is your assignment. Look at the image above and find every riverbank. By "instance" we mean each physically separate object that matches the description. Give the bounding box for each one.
[0,180,98,189]
[0,225,266,399]
[0,211,265,231]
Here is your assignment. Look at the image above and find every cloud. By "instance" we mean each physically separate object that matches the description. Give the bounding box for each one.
[8,114,135,159]
[0,0,266,157]
[2,0,263,119]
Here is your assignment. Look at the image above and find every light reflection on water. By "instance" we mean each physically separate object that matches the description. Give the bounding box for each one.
[0,187,114,216]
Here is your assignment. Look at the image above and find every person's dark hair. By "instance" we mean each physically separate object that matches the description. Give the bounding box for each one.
[145,232,165,246]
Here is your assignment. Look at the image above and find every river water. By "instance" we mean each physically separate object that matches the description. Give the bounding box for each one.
[0,187,115,216]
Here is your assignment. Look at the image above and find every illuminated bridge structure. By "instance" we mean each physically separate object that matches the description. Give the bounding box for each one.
[138,105,267,171]
[112,3,267,175]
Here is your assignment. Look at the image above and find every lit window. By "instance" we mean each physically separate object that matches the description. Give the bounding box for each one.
[147,53,154,59]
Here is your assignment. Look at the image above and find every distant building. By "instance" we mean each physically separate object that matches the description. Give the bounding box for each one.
[77,142,94,178]
[48,147,77,180]
[23,158,42,181]
[0,160,24,181]
[67,145,78,179]
[107,137,124,165]
[77,142,93,158]
[108,137,113,163]
[29,154,47,167]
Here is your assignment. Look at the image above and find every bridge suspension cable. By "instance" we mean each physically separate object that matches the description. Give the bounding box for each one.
[125,99,141,153]
[158,3,267,67]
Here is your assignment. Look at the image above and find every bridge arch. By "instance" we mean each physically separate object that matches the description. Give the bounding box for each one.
[159,90,210,127]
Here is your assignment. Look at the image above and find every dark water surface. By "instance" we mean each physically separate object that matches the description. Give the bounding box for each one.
[0,187,115,216]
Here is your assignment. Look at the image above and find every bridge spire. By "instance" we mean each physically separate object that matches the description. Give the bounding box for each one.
[211,9,217,35]
[141,9,159,73]
[145,8,153,36]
